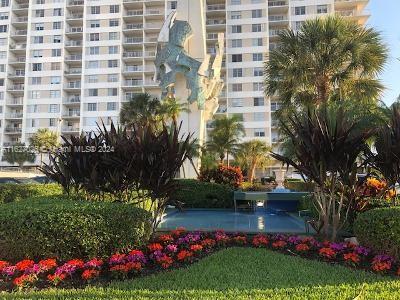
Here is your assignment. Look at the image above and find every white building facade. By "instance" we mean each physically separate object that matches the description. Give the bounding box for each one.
[0,0,369,167]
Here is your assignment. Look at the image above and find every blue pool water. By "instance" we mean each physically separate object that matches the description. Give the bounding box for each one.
[158,208,312,234]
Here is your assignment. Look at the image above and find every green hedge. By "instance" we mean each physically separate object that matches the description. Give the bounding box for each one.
[0,183,63,204]
[0,197,151,262]
[172,179,233,208]
[285,180,315,192]
[354,207,400,260]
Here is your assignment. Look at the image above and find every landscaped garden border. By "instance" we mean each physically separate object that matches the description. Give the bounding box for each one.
[1,229,400,292]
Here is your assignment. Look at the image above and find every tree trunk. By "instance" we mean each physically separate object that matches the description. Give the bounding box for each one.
[226,151,229,167]
[249,164,256,183]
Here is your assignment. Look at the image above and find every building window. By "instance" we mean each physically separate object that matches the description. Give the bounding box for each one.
[295,6,306,15]
[90,20,100,28]
[52,49,61,57]
[254,128,265,137]
[253,67,263,77]
[53,8,62,16]
[49,104,59,113]
[0,0,9,7]
[108,88,118,96]
[49,118,56,127]
[271,102,281,111]
[231,54,242,62]
[109,19,119,27]
[53,21,62,30]
[231,98,243,107]
[30,91,40,99]
[254,97,264,106]
[89,47,99,55]
[231,11,241,19]
[252,24,262,32]
[169,1,177,9]
[232,83,242,92]
[51,62,61,70]
[35,23,44,31]
[53,35,62,43]
[89,33,99,41]
[88,89,98,97]
[91,6,100,14]
[33,36,43,44]
[108,74,118,82]
[87,61,99,69]
[108,60,118,68]
[253,82,263,91]
[252,9,262,18]
[233,68,242,78]
[231,0,241,5]
[87,103,97,111]
[109,32,118,40]
[87,75,98,83]
[35,9,44,17]
[231,25,242,33]
[253,53,263,61]
[317,5,328,14]
[109,5,119,13]
[107,102,117,111]
[51,76,61,84]
[0,12,8,20]
[32,63,42,71]
[231,39,242,48]
[0,25,7,33]
[108,46,118,54]
[252,38,263,47]
[50,90,60,98]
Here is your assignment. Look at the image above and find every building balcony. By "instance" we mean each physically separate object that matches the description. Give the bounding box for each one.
[7,97,24,105]
[65,55,82,61]
[125,10,143,17]
[124,65,143,73]
[62,126,80,132]
[207,4,225,11]
[63,111,80,117]
[125,23,143,30]
[63,96,81,104]
[7,84,24,91]
[64,68,82,76]
[9,44,26,51]
[67,0,84,6]
[5,112,23,119]
[206,19,226,26]
[65,40,83,47]
[66,14,83,20]
[13,16,28,23]
[123,79,143,87]
[123,51,143,59]
[268,1,288,7]
[65,82,81,89]
[66,27,83,34]
[124,37,144,44]
[12,3,29,10]
[4,127,22,133]
[11,30,27,36]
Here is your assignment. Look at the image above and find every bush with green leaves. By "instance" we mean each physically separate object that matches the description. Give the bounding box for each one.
[0,197,151,262]
[171,179,233,209]
[284,180,315,192]
[0,183,62,204]
[354,207,400,260]
[199,165,243,189]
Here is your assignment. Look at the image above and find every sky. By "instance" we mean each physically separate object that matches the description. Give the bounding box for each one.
[367,0,400,105]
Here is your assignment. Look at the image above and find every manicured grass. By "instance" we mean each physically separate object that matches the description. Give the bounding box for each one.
[3,248,400,299]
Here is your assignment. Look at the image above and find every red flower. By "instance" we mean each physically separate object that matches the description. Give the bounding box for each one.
[171,227,186,237]
[295,243,310,252]
[0,260,10,271]
[125,262,142,272]
[272,240,287,249]
[252,235,269,247]
[319,247,336,259]
[81,269,100,281]
[148,243,163,252]
[343,252,360,264]
[158,234,174,243]
[129,249,144,256]
[190,244,203,252]
[201,238,216,248]
[85,258,103,269]
[15,259,35,272]
[156,255,173,269]
[177,250,193,261]
[65,259,84,269]
[372,261,391,272]
[13,274,36,287]
[47,273,66,284]
[38,259,57,271]
[233,236,247,245]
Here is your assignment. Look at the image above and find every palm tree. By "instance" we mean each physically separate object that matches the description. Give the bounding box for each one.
[207,115,244,166]
[235,140,272,183]
[29,128,59,166]
[159,97,190,124]
[265,16,387,108]
[120,93,161,127]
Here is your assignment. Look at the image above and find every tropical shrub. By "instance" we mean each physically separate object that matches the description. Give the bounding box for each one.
[354,207,400,260]
[2,143,36,167]
[0,183,62,204]
[171,179,233,208]
[41,121,195,232]
[284,180,314,192]
[0,197,151,261]
[240,182,270,192]
[199,165,243,189]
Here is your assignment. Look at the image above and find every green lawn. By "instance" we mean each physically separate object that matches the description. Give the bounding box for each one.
[3,248,400,300]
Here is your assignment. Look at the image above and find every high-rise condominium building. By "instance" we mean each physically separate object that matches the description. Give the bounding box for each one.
[0,0,369,169]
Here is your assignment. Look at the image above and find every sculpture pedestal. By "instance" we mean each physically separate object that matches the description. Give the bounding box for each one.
[175,73,205,178]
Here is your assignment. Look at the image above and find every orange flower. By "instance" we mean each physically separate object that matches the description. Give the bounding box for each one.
[252,235,269,247]
[372,261,391,272]
[319,247,336,259]
[15,259,35,272]
[233,236,247,245]
[0,260,10,271]
[81,269,100,281]
[201,238,216,248]
[125,262,142,272]
[13,274,35,287]
[171,227,186,237]
[66,259,84,268]
[190,244,203,252]
[148,243,163,252]
[177,250,193,261]
[157,255,173,269]
[386,188,396,200]
[38,259,57,271]
[158,234,174,243]
[343,252,360,264]
[272,240,287,248]
[295,243,310,252]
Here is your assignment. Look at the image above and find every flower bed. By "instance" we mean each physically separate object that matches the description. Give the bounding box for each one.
[1,229,400,292]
